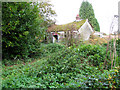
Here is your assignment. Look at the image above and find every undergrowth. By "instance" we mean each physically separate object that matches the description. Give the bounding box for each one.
[2,43,120,88]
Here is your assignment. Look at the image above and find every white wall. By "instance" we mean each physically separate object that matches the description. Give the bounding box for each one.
[78,20,93,40]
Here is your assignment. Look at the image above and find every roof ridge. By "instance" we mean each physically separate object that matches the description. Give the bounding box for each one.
[47,19,86,32]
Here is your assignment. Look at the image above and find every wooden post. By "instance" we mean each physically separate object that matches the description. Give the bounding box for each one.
[114,33,117,67]
[118,2,120,39]
[104,35,111,69]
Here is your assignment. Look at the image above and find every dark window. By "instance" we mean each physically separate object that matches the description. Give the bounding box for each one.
[53,35,58,42]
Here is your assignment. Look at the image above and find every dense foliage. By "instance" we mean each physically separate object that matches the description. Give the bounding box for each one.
[79,1,100,32]
[2,43,120,88]
[113,39,120,55]
[106,39,120,66]
[2,2,56,60]
[35,43,66,58]
[2,1,119,89]
[2,2,43,59]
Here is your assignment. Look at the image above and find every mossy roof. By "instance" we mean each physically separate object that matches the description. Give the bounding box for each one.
[47,19,86,32]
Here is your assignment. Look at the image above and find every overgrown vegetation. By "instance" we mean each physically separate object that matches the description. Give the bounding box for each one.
[105,39,120,67]
[2,2,56,60]
[2,1,120,89]
[2,2,42,59]
[2,43,120,88]
[47,19,86,32]
[84,35,108,45]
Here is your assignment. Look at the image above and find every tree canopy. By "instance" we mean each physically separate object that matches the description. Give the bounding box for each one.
[2,1,56,59]
[79,1,100,32]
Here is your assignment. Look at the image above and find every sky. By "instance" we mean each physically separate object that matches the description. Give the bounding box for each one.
[50,0,119,34]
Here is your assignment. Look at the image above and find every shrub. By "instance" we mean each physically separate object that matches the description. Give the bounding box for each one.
[74,44,106,66]
[35,43,66,58]
[2,1,56,60]
[102,39,120,68]
[2,44,120,88]
[2,2,45,59]
[44,43,65,53]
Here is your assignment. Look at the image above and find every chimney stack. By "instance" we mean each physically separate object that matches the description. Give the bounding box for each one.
[76,14,80,21]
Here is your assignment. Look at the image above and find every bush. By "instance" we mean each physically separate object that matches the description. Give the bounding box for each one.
[2,44,120,88]
[34,43,66,58]
[102,39,120,67]
[2,2,45,59]
[41,44,108,75]
[44,43,65,53]
[74,44,106,66]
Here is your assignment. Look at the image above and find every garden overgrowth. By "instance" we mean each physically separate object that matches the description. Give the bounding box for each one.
[2,43,120,88]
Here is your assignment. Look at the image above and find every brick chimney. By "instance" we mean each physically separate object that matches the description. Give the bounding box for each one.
[76,14,80,22]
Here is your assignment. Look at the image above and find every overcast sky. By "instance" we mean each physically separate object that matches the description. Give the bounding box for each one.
[50,0,119,34]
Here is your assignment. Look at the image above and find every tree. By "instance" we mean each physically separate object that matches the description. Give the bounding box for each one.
[79,1,100,32]
[38,0,56,27]
[2,2,56,59]
[38,0,57,42]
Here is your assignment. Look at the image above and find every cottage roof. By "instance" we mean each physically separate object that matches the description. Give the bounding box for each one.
[47,19,86,32]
